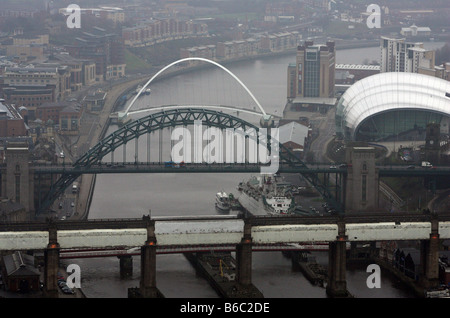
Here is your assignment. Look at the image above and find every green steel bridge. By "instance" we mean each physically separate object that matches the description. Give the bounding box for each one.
[33,108,450,215]
[31,56,450,215]
[35,108,347,214]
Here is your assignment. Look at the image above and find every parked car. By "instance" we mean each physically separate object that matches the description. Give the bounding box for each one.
[61,285,74,294]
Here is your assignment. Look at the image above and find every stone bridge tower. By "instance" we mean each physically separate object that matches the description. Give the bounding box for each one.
[344,145,379,213]
[1,142,34,216]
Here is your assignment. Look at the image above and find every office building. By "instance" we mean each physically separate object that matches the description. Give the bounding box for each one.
[288,40,335,99]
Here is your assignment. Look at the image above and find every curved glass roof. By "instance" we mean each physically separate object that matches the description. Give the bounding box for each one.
[336,72,450,139]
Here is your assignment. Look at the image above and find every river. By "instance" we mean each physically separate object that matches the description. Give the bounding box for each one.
[64,42,445,298]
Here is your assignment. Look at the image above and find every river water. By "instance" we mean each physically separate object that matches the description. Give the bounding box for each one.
[65,42,445,298]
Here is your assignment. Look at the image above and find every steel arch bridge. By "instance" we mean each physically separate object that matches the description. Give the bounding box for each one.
[39,108,342,214]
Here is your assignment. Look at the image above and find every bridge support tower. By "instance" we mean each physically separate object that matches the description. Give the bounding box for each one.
[138,216,163,298]
[236,221,252,286]
[420,216,440,289]
[326,221,350,298]
[119,255,133,278]
[44,223,59,298]
[344,145,379,213]
[234,220,264,297]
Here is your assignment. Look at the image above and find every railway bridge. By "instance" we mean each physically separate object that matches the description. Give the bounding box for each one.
[1,213,449,297]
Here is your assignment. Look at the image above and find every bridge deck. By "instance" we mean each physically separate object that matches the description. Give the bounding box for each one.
[1,214,449,252]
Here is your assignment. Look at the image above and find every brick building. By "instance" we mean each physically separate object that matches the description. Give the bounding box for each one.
[0,101,27,137]
[1,66,71,119]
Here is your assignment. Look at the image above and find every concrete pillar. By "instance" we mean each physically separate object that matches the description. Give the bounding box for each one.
[420,217,440,289]
[118,255,133,278]
[44,223,59,298]
[236,221,252,286]
[327,221,348,297]
[139,216,159,298]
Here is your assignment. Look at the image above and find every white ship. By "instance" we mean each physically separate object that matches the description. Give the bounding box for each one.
[215,191,231,212]
[237,175,295,216]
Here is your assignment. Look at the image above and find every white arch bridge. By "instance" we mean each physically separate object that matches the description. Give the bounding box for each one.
[115,57,276,124]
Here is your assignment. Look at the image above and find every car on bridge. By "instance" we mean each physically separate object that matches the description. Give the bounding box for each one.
[164,161,186,168]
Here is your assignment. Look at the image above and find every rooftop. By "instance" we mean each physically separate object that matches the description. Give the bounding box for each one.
[336,64,380,71]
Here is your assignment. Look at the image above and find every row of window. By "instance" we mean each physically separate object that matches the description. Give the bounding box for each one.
[10,79,51,83]
[11,96,52,101]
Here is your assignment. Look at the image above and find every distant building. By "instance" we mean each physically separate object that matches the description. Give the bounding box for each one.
[0,142,34,214]
[288,40,335,99]
[334,64,380,94]
[278,121,310,159]
[400,24,431,38]
[65,28,125,81]
[35,101,81,134]
[0,199,27,222]
[380,37,435,73]
[336,72,450,141]
[0,101,27,137]
[58,6,125,24]
[6,44,45,63]
[1,66,71,119]
[260,32,302,53]
[83,90,107,112]
[59,103,82,135]
[419,62,450,82]
[50,53,97,91]
[335,64,380,84]
[122,18,208,47]
[1,251,40,292]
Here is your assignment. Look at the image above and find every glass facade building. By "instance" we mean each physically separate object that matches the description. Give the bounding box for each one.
[336,72,450,141]
[288,40,335,100]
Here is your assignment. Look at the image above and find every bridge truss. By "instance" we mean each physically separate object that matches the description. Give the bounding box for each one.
[38,108,344,214]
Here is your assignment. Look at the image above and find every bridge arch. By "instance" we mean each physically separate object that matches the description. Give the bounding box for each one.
[41,108,305,212]
[122,57,267,117]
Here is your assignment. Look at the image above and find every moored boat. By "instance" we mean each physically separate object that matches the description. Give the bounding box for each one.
[215,191,231,212]
[237,175,295,216]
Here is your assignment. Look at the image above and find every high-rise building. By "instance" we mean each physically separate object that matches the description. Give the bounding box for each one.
[288,40,335,99]
[380,36,435,73]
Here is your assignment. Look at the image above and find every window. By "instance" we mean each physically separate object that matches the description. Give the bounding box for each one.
[15,175,20,202]
[362,175,367,202]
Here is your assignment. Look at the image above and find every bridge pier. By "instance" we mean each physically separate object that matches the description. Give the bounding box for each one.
[138,216,162,298]
[233,220,263,298]
[326,222,350,298]
[236,222,252,286]
[420,217,440,289]
[44,224,59,298]
[118,255,133,278]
